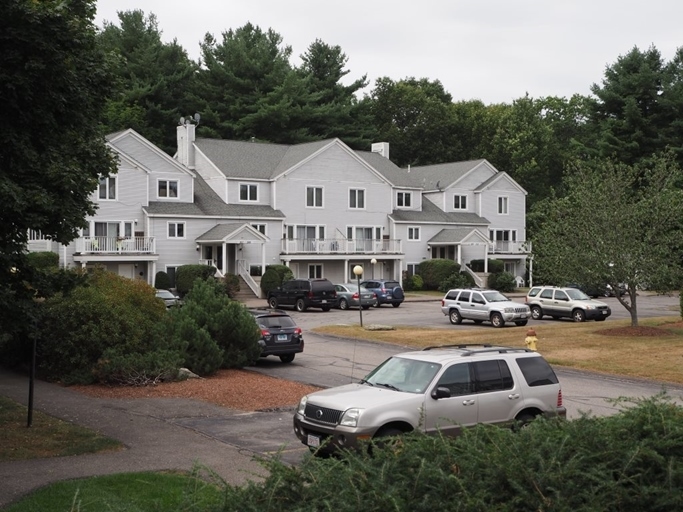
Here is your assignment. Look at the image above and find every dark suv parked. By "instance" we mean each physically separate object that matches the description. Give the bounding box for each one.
[267,278,337,312]
[248,308,303,363]
[360,279,404,307]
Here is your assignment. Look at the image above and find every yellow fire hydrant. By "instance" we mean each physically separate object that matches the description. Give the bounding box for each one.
[525,328,538,351]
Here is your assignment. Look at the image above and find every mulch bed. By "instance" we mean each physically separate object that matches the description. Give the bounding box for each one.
[596,321,683,337]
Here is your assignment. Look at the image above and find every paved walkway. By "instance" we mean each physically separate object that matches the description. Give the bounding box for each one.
[0,371,266,509]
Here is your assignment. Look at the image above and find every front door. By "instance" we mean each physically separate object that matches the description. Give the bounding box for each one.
[118,263,135,279]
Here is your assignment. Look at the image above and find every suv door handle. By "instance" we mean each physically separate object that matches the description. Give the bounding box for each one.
[462,400,475,406]
[508,394,520,400]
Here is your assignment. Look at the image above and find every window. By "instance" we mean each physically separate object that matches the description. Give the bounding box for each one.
[240,183,258,202]
[453,195,467,210]
[308,264,322,278]
[158,180,178,198]
[539,288,554,299]
[515,357,559,387]
[99,176,116,200]
[473,360,513,392]
[168,222,185,238]
[471,292,485,305]
[407,263,419,276]
[498,196,509,215]
[397,192,412,207]
[306,187,323,208]
[458,291,471,302]
[437,363,472,396]
[349,188,365,209]
[252,224,266,235]
[408,227,420,240]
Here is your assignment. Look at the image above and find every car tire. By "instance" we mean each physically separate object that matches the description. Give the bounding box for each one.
[295,299,307,312]
[530,306,543,320]
[339,298,349,310]
[279,354,295,363]
[370,427,404,455]
[515,320,528,326]
[514,412,537,431]
[392,302,401,308]
[322,306,331,312]
[268,297,278,309]
[572,309,586,322]
[449,309,462,325]
[491,312,505,328]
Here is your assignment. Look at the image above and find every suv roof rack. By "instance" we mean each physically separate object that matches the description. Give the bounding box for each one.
[423,343,493,351]
[461,347,532,356]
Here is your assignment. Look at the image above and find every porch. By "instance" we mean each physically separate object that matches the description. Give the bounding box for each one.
[75,236,156,254]
[281,238,402,255]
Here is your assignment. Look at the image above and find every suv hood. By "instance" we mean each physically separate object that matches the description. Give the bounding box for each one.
[574,298,609,307]
[306,383,421,410]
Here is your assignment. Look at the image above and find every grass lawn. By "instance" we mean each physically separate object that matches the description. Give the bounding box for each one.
[2,471,224,512]
[313,316,683,385]
[0,396,122,462]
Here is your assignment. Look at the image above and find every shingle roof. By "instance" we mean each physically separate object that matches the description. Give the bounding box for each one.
[196,223,247,241]
[390,199,489,224]
[195,138,334,180]
[354,151,419,188]
[145,172,284,219]
[406,160,488,190]
[428,228,485,244]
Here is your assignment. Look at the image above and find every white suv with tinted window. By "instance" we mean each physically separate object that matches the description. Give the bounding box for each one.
[293,344,566,455]
[441,288,530,328]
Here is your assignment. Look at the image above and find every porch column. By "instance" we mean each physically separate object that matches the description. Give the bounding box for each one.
[484,243,489,273]
[260,242,266,275]
[457,245,462,266]
[222,242,227,276]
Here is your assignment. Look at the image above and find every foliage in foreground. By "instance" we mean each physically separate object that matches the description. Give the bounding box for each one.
[217,395,682,512]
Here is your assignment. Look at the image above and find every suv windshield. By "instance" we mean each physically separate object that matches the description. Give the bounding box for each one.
[363,356,441,394]
[482,291,510,302]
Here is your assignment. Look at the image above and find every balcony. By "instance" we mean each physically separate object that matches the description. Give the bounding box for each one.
[489,241,531,254]
[281,238,402,255]
[75,236,156,254]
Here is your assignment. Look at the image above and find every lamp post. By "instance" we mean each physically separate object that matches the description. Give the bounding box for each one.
[370,258,377,278]
[353,264,364,327]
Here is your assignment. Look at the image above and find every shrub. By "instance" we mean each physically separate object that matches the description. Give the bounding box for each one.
[37,269,169,384]
[266,264,293,283]
[418,259,461,290]
[175,265,217,296]
[93,347,184,386]
[154,271,171,290]
[26,251,59,270]
[213,395,683,512]
[168,315,223,377]
[469,259,505,274]
[488,271,516,292]
[438,271,475,292]
[260,268,282,296]
[222,273,241,299]
[403,273,424,291]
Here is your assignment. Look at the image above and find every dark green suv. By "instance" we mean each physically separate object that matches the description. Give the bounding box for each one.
[267,278,338,312]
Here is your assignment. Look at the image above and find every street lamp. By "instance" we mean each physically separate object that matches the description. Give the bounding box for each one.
[353,264,364,327]
[370,258,377,278]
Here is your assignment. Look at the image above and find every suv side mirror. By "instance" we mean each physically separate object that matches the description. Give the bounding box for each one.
[431,386,451,400]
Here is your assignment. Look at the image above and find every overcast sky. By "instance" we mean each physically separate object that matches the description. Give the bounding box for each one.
[94,0,682,105]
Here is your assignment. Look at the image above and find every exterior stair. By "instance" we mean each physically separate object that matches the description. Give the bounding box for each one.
[232,275,260,303]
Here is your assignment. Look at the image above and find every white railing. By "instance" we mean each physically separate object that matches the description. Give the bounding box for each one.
[76,236,155,254]
[281,238,402,255]
[490,241,531,254]
[463,266,484,287]
[237,259,262,298]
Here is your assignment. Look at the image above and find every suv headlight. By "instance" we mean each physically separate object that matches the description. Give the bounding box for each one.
[340,408,362,427]
[297,396,307,415]
[584,305,595,310]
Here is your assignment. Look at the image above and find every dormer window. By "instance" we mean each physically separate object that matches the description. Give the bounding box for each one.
[158,179,178,198]
[240,183,258,202]
[453,195,467,210]
[99,176,116,200]
[397,191,412,208]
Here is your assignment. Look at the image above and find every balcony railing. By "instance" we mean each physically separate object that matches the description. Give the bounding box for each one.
[281,238,402,255]
[76,236,156,254]
[490,241,530,254]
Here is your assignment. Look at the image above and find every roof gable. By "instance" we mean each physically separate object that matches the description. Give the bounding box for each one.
[474,171,527,195]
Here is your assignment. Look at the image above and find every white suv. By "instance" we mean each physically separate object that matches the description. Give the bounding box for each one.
[293,344,566,455]
[441,288,530,328]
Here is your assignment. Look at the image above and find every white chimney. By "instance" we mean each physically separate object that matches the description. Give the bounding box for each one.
[371,142,390,160]
[176,123,196,168]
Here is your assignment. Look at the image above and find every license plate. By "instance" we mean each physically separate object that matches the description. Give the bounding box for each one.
[322,300,327,304]
[307,434,320,447]
[277,334,288,341]
[602,311,607,315]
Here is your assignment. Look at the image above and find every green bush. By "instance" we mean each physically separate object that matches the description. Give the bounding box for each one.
[93,347,184,386]
[171,279,260,372]
[175,265,217,296]
[418,259,461,290]
[26,251,59,269]
[403,273,424,291]
[169,315,223,376]
[154,271,171,290]
[213,395,683,512]
[36,269,169,384]
[266,264,294,284]
[438,271,475,292]
[469,259,505,274]
[488,271,516,293]
[260,268,282,296]
[222,273,241,299]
